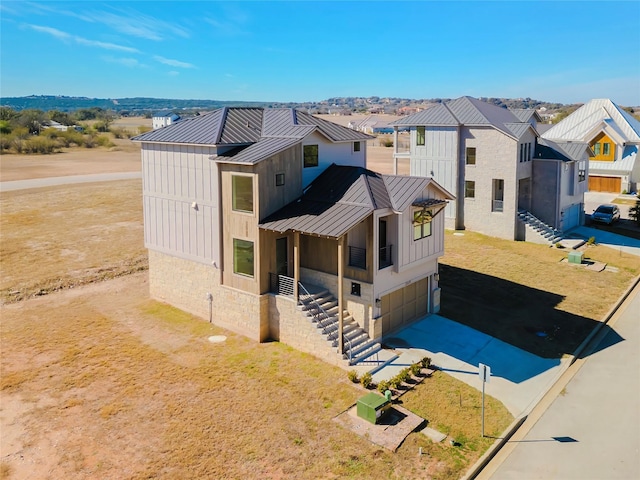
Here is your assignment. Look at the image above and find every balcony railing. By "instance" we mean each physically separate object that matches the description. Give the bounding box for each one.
[269,273,295,296]
[348,246,366,270]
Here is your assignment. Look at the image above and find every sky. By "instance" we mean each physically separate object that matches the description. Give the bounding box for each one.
[1,1,639,106]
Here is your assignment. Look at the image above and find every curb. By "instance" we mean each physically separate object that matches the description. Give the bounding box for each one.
[461,274,640,480]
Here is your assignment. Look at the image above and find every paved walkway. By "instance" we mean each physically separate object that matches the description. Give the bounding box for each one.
[0,172,141,192]
[367,315,568,417]
[567,225,640,257]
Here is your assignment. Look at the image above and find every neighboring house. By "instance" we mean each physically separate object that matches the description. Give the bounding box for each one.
[42,120,68,132]
[389,96,591,242]
[542,99,640,193]
[152,111,181,129]
[348,115,403,134]
[133,107,453,367]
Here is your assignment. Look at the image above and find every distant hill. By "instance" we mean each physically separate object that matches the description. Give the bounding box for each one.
[0,94,578,114]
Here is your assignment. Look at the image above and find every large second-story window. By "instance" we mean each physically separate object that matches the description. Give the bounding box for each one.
[416,126,425,146]
[466,147,476,165]
[413,209,432,240]
[304,144,319,168]
[232,175,253,213]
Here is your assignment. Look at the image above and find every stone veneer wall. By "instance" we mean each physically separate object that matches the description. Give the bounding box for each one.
[148,250,269,341]
[300,267,374,336]
[268,295,346,368]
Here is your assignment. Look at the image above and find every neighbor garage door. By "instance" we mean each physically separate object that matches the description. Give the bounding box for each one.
[380,278,429,335]
[589,176,621,192]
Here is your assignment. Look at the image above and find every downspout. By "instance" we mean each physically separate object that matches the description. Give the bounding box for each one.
[455,123,464,230]
[393,126,399,175]
[337,235,344,355]
[293,231,300,301]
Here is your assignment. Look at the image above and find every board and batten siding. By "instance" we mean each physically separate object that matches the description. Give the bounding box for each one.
[142,142,219,265]
[301,131,367,188]
[409,127,458,221]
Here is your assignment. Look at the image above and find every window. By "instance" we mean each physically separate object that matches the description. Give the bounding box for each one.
[413,209,432,240]
[578,161,586,182]
[465,180,475,198]
[303,144,318,168]
[353,141,361,152]
[603,143,610,155]
[466,147,476,165]
[351,282,361,296]
[233,239,254,277]
[519,143,524,163]
[528,142,532,161]
[492,179,504,212]
[275,173,285,186]
[416,126,425,146]
[593,143,601,156]
[232,175,253,213]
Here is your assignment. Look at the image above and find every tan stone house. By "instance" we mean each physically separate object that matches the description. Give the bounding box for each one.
[389,96,592,243]
[134,108,453,366]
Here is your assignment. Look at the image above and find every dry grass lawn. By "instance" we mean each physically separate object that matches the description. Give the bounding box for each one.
[1,274,512,480]
[0,180,146,303]
[439,230,640,358]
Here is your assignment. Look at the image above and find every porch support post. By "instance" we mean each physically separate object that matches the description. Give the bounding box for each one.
[393,127,399,175]
[293,231,300,301]
[337,235,345,355]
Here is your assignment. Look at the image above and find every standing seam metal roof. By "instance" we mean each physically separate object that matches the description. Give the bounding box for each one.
[259,164,450,238]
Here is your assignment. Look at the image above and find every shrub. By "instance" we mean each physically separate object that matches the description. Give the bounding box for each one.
[587,236,596,245]
[360,372,373,389]
[95,135,115,148]
[420,356,432,368]
[42,127,60,139]
[379,138,394,147]
[138,126,152,135]
[554,242,564,249]
[347,370,359,383]
[377,380,390,394]
[410,363,422,376]
[22,136,58,154]
[629,195,640,227]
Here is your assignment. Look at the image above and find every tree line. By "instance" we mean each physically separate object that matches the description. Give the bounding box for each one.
[0,107,149,154]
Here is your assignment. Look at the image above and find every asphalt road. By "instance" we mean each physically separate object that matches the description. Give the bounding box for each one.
[480,284,640,480]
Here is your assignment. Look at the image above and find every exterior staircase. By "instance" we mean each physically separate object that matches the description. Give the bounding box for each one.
[298,285,381,366]
[518,210,563,245]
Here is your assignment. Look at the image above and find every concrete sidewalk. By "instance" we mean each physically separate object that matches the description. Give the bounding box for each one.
[366,315,568,417]
[0,172,141,192]
[567,225,640,257]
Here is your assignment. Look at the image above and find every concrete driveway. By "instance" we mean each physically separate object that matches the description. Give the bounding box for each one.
[373,315,568,417]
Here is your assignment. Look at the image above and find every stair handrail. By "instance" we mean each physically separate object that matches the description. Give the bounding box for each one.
[518,210,562,238]
[297,282,353,364]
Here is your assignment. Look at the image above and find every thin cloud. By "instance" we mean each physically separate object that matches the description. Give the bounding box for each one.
[103,56,145,68]
[168,71,180,77]
[153,55,195,69]
[27,24,139,53]
[28,24,71,41]
[77,9,190,41]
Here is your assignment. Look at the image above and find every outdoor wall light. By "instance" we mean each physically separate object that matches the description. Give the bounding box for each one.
[375,298,381,307]
[191,201,198,210]
[434,273,440,281]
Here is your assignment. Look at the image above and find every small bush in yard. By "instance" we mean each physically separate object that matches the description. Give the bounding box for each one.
[410,363,422,376]
[377,380,390,394]
[587,236,596,245]
[347,370,359,383]
[360,372,373,389]
[420,356,432,368]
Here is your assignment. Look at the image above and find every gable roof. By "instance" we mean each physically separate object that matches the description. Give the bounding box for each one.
[541,99,640,143]
[536,139,591,162]
[510,109,543,123]
[133,107,372,147]
[389,96,536,140]
[259,164,452,238]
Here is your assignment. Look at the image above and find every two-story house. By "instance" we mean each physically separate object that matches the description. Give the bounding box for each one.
[134,108,453,367]
[152,111,181,129]
[542,98,640,193]
[389,96,591,243]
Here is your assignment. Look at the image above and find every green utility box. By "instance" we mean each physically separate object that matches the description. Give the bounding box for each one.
[568,251,584,264]
[357,392,390,424]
